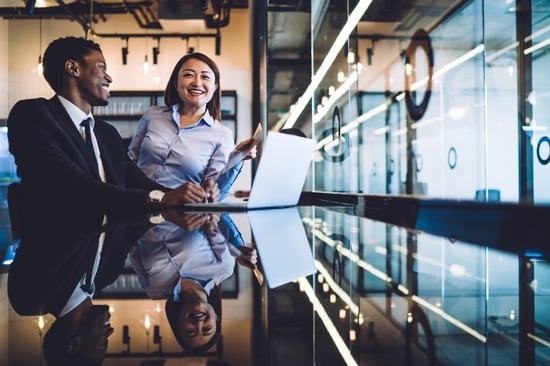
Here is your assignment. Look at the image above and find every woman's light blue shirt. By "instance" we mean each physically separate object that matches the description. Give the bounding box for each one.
[128,221,236,299]
[128,105,241,197]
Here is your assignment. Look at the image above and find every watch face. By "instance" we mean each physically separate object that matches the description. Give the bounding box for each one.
[149,190,164,202]
[149,213,165,224]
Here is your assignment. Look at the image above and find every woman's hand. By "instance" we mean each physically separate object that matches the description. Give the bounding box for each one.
[235,138,258,160]
[235,246,258,269]
[201,178,220,202]
[201,213,221,234]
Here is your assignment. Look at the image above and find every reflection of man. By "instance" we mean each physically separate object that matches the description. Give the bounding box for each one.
[129,212,256,354]
[7,204,133,365]
[43,304,112,366]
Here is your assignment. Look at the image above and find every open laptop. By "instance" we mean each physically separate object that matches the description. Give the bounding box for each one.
[248,207,317,288]
[184,131,315,211]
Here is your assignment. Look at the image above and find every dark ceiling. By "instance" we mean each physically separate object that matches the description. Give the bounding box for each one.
[2,1,530,132]
[0,0,249,28]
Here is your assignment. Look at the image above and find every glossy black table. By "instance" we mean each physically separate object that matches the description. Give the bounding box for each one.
[4,196,550,366]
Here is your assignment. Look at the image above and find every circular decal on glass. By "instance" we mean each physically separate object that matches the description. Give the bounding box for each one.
[537,136,550,165]
[448,147,457,169]
[318,106,349,162]
[404,28,434,121]
[319,128,350,162]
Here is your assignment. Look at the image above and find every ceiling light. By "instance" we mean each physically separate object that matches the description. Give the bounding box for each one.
[37,315,45,334]
[367,47,373,65]
[122,37,129,65]
[35,0,58,8]
[143,54,150,75]
[36,56,43,76]
[122,48,128,65]
[122,325,130,352]
[339,308,347,320]
[152,37,160,64]
[347,50,355,64]
[144,315,151,333]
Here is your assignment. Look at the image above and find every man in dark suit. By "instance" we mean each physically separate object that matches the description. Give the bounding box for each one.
[6,36,218,365]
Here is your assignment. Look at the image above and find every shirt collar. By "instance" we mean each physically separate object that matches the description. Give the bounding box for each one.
[171,104,214,128]
[57,95,94,130]
[173,278,214,301]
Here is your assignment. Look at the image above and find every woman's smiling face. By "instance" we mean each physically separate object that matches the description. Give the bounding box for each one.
[178,298,218,349]
[176,57,218,112]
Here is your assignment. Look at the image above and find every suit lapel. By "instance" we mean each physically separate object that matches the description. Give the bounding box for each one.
[47,97,101,179]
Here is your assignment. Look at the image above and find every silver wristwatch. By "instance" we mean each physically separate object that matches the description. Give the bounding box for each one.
[148,212,165,224]
[148,190,165,204]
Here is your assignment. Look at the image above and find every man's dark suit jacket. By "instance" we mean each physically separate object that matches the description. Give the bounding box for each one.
[6,96,163,316]
[7,96,164,215]
[7,207,137,317]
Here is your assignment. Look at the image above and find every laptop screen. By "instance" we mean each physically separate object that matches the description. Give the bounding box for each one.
[247,131,315,208]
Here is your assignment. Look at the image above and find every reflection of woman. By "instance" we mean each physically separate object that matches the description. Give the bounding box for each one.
[165,277,223,354]
[128,52,255,200]
[129,213,255,353]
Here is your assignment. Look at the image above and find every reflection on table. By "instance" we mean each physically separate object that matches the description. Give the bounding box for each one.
[5,200,550,366]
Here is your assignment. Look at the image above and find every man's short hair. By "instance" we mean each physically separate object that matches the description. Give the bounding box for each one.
[43,319,100,366]
[42,36,102,93]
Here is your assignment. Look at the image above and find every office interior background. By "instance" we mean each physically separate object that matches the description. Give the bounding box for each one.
[1,0,550,365]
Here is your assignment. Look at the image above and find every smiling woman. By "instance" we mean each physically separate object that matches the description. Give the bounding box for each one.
[127,52,257,200]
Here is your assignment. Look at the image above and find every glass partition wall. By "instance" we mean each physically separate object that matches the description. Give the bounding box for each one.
[271,0,550,204]
[261,1,550,365]
[296,205,545,366]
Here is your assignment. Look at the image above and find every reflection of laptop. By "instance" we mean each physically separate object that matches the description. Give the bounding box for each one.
[184,131,315,211]
[248,207,317,288]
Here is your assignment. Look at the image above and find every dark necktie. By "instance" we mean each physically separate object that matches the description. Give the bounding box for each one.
[80,268,96,294]
[80,118,99,173]
[81,237,100,295]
